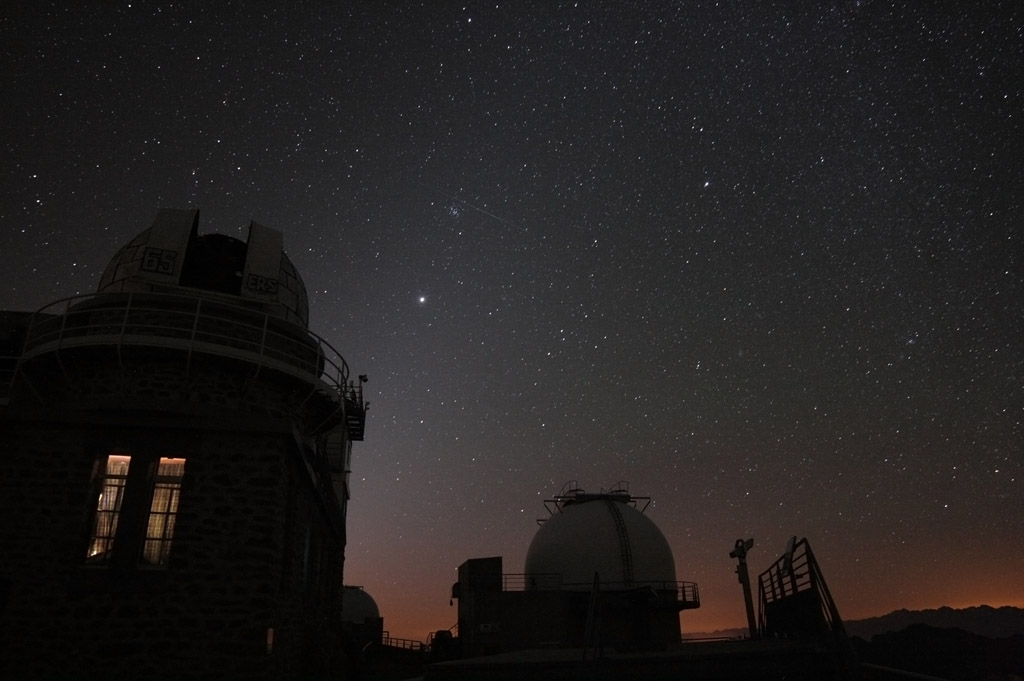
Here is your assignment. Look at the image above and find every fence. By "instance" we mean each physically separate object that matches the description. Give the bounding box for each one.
[17,291,355,404]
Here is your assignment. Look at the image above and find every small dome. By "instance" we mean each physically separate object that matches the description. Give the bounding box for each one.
[524,493,676,591]
[341,586,380,624]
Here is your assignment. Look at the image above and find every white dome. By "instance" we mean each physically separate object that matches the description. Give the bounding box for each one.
[524,496,676,591]
[341,586,380,623]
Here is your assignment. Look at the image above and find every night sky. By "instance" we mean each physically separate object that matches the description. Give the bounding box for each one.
[2,3,1021,640]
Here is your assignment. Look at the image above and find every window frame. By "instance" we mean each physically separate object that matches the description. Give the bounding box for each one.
[141,456,187,566]
[83,448,188,570]
[84,452,133,565]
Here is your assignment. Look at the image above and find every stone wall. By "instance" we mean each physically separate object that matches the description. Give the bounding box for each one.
[16,348,337,430]
[0,420,346,680]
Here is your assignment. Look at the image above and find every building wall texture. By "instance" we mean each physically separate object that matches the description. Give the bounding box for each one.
[0,410,347,679]
[1,324,352,679]
[1,217,361,679]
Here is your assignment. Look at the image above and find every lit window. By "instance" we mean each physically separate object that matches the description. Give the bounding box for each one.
[86,454,132,563]
[142,457,186,566]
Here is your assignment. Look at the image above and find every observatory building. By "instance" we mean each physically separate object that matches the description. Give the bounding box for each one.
[341,584,384,655]
[452,483,700,657]
[436,485,860,680]
[0,210,366,680]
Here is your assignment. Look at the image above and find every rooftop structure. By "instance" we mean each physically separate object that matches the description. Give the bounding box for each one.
[427,485,861,681]
[0,210,367,680]
[451,483,700,659]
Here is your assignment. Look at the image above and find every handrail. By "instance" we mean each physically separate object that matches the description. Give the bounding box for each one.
[501,572,699,605]
[756,538,860,679]
[757,537,846,639]
[381,633,424,651]
[18,291,356,408]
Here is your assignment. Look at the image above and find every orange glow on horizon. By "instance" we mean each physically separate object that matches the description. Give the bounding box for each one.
[371,595,1024,643]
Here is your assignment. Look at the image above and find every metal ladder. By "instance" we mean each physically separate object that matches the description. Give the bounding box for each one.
[606,499,634,587]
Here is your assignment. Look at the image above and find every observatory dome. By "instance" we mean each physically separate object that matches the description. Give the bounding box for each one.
[97,211,310,327]
[341,586,380,624]
[524,490,676,591]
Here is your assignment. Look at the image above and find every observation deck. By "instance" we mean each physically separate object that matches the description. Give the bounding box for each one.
[11,291,365,438]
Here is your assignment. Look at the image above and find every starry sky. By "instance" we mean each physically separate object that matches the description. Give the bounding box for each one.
[2,2,1022,640]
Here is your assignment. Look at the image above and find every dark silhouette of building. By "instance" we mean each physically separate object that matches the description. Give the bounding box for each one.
[433,485,863,681]
[340,584,384,678]
[341,585,384,651]
[452,484,700,658]
[0,209,366,680]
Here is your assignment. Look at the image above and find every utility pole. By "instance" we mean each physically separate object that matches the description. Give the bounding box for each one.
[730,538,758,639]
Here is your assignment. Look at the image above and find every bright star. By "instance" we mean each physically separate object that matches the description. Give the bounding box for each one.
[418,296,426,304]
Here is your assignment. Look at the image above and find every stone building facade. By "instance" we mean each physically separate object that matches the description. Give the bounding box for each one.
[0,210,366,679]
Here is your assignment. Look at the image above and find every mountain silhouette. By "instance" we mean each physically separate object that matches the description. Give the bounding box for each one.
[687,605,1024,641]
[845,605,1024,640]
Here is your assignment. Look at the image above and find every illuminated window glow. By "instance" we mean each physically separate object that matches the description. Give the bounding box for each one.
[86,454,132,563]
[142,457,186,566]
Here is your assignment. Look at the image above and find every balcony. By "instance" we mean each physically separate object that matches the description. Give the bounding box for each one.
[13,291,365,437]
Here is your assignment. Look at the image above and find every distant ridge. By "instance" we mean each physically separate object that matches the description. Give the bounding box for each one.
[845,605,1024,640]
[683,627,748,640]
[686,606,1024,641]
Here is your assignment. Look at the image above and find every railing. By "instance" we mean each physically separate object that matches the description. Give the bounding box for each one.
[757,538,860,679]
[17,292,356,408]
[759,538,814,608]
[381,633,425,651]
[426,624,458,645]
[500,573,699,607]
[502,572,561,590]
[675,580,701,608]
[757,537,844,638]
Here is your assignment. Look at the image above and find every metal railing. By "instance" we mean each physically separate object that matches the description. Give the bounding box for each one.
[757,537,844,638]
[16,291,357,408]
[500,573,700,607]
[381,633,425,651]
[757,538,860,679]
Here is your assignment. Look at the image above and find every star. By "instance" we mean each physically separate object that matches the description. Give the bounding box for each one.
[1,1,1019,644]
